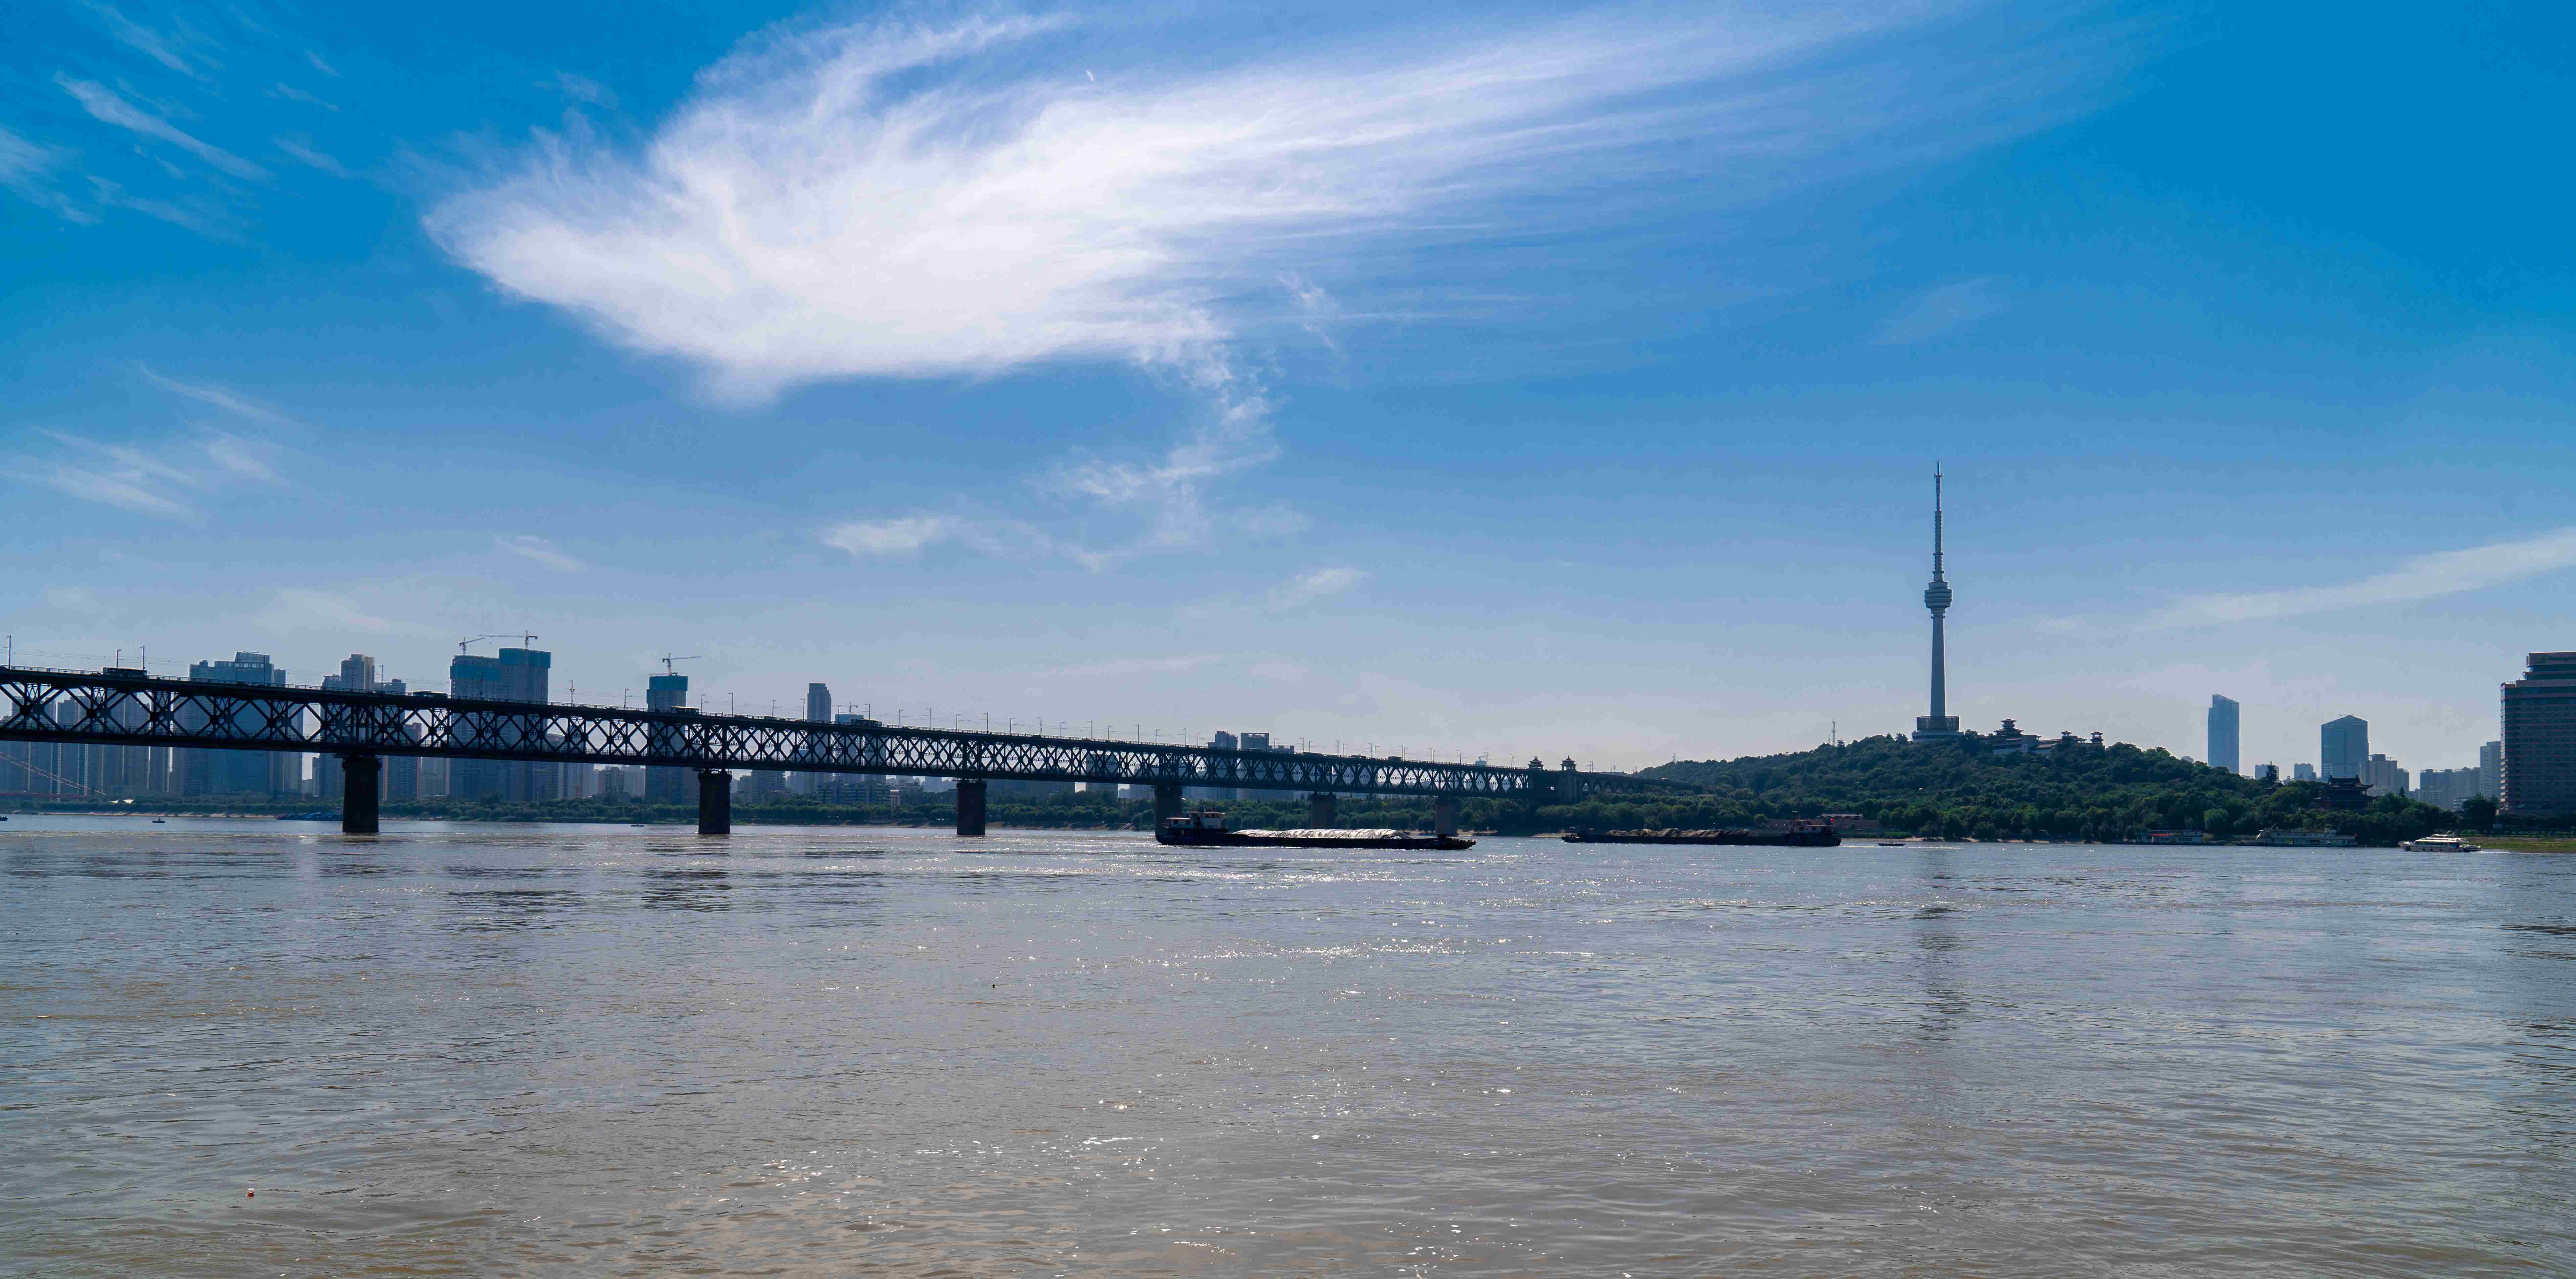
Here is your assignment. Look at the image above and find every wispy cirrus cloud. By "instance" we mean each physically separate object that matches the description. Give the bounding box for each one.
[22,371,297,517]
[87,2,205,78]
[34,429,280,518]
[434,3,2113,566]
[2139,527,2576,628]
[57,75,268,180]
[1270,565,1367,609]
[1871,277,2009,345]
[135,365,301,428]
[272,134,350,177]
[0,125,93,223]
[260,589,403,636]
[430,4,2072,399]
[496,535,585,571]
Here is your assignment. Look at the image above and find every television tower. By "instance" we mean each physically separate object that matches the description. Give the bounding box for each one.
[1913,467,1960,739]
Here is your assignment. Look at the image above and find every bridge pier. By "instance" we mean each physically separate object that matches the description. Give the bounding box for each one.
[1153,783,1183,830]
[1307,792,1336,827]
[1433,795,1460,838]
[956,779,987,837]
[340,753,380,835]
[697,769,732,835]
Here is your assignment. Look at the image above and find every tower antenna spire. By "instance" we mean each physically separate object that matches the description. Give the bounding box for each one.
[1913,464,1958,740]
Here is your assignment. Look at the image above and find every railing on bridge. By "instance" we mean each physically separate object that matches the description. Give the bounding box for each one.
[0,665,1688,835]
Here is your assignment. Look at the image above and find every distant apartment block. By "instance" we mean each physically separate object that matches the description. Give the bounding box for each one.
[2413,767,2486,811]
[2479,740,2503,807]
[2294,763,2317,782]
[2320,715,2368,781]
[2502,653,2576,814]
[2207,695,2240,775]
[183,652,293,798]
[2359,753,2408,798]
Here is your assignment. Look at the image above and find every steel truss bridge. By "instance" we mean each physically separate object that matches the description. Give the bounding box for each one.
[0,665,1688,835]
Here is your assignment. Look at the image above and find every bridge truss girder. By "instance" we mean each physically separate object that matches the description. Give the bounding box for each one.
[0,667,1687,802]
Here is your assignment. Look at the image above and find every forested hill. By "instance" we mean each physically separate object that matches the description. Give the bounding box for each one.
[1632,732,2454,843]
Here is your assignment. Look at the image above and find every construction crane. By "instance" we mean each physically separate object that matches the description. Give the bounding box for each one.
[457,633,540,654]
[657,654,701,675]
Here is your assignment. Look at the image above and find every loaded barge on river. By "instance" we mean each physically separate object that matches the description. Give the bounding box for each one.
[1156,809,1475,851]
[1563,822,1840,847]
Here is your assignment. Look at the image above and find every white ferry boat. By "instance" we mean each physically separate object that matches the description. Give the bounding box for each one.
[2399,834,2481,852]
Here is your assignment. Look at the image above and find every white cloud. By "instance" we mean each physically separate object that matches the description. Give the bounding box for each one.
[262,589,396,634]
[427,4,2063,401]
[306,50,340,77]
[496,534,586,571]
[2145,527,2576,628]
[57,75,267,180]
[435,3,2106,567]
[269,82,339,111]
[23,379,294,516]
[37,461,194,517]
[273,134,351,177]
[1270,565,1367,609]
[0,125,93,223]
[1870,277,2009,345]
[201,432,285,484]
[823,515,971,556]
[135,366,301,428]
[88,2,202,77]
[553,72,617,108]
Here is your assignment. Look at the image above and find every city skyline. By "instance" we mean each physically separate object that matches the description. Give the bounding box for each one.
[6,3,2571,775]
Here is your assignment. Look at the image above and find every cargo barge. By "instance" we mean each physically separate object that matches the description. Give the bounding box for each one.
[1156,810,1475,851]
[1563,823,1840,847]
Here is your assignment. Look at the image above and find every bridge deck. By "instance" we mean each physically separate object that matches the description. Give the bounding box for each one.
[0,666,1685,800]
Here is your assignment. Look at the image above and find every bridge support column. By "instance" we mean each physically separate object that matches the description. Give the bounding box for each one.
[1433,795,1461,838]
[1307,792,1336,827]
[697,770,732,835]
[956,779,987,837]
[1153,783,1184,830]
[340,753,380,835]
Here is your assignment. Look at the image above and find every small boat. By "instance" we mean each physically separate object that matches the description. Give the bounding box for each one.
[1156,809,1473,851]
[2400,834,2481,852]
[1877,840,1908,846]
[1564,822,1839,847]
[151,818,166,823]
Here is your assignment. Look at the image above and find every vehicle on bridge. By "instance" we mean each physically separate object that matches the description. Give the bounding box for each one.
[1156,809,1474,851]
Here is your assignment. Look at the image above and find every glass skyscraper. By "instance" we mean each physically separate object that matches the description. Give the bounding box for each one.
[2502,653,2576,814]
[2207,695,2240,774]
[2319,715,2368,781]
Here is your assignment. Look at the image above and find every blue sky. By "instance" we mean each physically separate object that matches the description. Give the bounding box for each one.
[5,0,2572,776]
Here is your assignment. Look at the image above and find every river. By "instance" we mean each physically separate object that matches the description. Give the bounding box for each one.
[4,816,2570,1275]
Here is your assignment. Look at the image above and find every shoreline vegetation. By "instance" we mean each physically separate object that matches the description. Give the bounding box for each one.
[9,732,2549,847]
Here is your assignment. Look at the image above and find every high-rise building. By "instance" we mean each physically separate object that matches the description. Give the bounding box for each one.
[2360,753,2407,798]
[2207,695,2240,775]
[1914,468,1960,740]
[2480,740,2503,804]
[1189,730,1241,800]
[2294,763,2317,782]
[2414,767,2484,811]
[791,683,834,794]
[321,654,413,800]
[2320,715,2368,781]
[2502,653,2576,814]
[181,652,291,797]
[646,672,690,804]
[450,647,554,801]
